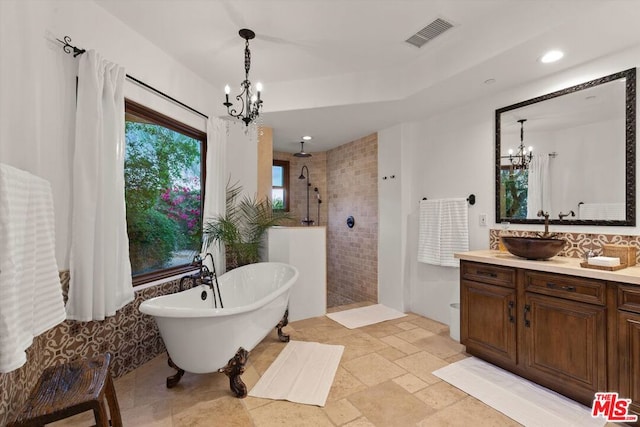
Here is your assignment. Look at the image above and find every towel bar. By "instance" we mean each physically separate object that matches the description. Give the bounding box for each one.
[421,194,476,205]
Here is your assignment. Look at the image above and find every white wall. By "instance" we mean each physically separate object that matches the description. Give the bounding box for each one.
[379,44,640,325]
[0,0,257,268]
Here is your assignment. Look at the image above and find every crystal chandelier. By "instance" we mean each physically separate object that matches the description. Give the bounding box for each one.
[506,119,533,170]
[223,29,263,126]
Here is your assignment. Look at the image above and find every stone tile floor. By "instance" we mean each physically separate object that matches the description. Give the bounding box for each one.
[51,302,523,426]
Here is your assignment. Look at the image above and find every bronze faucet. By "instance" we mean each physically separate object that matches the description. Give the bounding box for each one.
[536,210,557,238]
[558,210,575,220]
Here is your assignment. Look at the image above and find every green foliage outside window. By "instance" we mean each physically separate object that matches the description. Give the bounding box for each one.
[125,121,202,275]
[272,198,285,210]
[501,168,528,218]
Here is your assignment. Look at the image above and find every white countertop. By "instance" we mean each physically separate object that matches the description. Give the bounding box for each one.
[455,250,640,286]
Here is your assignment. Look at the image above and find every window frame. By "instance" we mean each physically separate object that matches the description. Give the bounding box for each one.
[272,159,290,212]
[125,99,207,286]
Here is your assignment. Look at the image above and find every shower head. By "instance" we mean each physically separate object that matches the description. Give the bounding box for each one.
[293,141,312,158]
[299,165,309,180]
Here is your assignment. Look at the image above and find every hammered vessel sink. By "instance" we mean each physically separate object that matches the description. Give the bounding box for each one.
[500,236,566,260]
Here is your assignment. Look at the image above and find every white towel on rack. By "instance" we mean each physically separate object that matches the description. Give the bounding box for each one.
[0,164,66,373]
[578,203,625,220]
[417,198,469,267]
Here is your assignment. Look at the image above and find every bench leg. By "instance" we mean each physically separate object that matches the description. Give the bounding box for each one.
[105,375,123,427]
[91,400,110,427]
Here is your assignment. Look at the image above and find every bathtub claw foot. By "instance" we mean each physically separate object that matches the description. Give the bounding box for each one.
[219,347,249,398]
[276,308,290,342]
[166,357,185,388]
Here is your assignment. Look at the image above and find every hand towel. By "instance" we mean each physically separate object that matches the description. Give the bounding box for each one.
[417,198,469,267]
[578,203,625,220]
[0,164,66,373]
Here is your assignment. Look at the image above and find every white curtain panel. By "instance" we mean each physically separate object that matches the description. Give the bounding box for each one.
[201,117,228,275]
[526,154,551,219]
[67,50,134,321]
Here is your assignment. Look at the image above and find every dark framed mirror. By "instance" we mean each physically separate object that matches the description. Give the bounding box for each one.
[495,68,636,226]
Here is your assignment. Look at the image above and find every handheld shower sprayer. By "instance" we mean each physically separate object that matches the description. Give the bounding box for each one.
[314,187,321,225]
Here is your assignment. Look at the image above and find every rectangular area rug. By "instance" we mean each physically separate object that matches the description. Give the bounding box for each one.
[432,357,605,427]
[248,341,344,407]
[326,304,407,329]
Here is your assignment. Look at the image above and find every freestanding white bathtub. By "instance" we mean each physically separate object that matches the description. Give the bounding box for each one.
[139,262,298,396]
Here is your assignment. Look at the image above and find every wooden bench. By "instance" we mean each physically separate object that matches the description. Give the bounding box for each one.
[8,353,123,427]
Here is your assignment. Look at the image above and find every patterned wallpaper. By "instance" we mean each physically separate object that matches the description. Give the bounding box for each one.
[490,228,640,263]
[0,273,180,426]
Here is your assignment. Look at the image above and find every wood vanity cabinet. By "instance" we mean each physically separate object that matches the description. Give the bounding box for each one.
[460,261,613,408]
[460,262,516,367]
[522,271,607,404]
[617,285,640,420]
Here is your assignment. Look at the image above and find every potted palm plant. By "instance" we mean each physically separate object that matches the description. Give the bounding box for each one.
[203,182,291,270]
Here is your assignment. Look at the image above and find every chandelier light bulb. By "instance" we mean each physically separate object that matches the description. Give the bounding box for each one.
[256,82,263,92]
[528,146,533,152]
[224,85,230,94]
[508,149,514,155]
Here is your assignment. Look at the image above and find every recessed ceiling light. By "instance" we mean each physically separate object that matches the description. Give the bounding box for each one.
[540,50,564,64]
[302,135,312,140]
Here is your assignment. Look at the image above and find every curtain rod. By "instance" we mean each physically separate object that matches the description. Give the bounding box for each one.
[57,36,209,120]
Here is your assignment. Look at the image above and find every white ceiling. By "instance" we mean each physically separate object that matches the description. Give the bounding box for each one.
[94,0,640,153]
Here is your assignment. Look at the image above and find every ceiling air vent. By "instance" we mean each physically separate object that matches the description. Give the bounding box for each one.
[405,18,453,48]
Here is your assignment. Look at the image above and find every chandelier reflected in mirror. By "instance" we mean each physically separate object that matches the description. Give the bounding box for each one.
[223,29,263,126]
[504,119,533,170]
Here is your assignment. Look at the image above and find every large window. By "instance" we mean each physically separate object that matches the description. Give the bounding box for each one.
[124,100,206,285]
[272,160,290,211]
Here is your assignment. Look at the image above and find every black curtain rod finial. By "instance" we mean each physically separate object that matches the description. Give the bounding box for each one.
[55,33,208,119]
[56,35,86,57]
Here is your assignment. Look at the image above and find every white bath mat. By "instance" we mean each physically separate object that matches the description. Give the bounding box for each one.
[433,357,605,427]
[326,304,407,329]
[249,341,344,407]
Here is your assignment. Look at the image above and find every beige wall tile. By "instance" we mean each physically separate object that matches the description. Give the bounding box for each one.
[326,133,378,305]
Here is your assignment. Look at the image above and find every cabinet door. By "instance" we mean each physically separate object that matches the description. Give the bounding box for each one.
[523,292,607,403]
[618,310,640,419]
[461,280,517,367]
